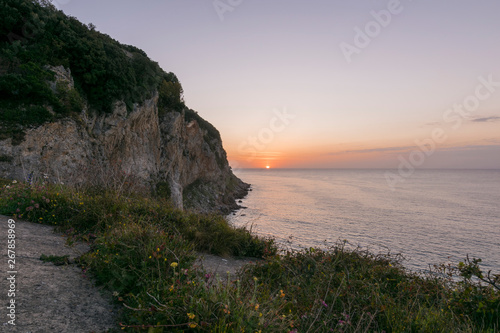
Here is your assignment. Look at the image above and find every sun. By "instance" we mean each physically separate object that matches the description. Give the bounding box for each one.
[266,165,270,169]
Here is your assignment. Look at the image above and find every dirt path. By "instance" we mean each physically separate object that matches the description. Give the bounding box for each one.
[0,215,259,333]
[0,215,116,333]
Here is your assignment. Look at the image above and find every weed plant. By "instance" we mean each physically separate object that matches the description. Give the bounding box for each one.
[1,179,498,332]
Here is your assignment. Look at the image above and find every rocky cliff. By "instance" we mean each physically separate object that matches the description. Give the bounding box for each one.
[0,66,248,213]
[0,1,248,213]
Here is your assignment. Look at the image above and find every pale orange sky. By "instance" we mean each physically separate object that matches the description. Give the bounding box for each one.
[60,0,500,169]
[225,104,500,169]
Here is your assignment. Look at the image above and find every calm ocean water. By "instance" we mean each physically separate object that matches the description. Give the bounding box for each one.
[229,169,500,273]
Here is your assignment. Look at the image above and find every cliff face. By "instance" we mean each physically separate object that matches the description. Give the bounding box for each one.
[0,66,248,213]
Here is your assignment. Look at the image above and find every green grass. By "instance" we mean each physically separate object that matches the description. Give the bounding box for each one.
[1,178,498,332]
[0,179,273,257]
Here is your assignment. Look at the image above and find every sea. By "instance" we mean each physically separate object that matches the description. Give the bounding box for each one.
[229,169,500,273]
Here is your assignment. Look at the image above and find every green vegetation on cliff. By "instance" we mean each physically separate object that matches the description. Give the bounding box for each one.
[0,0,184,133]
[0,0,223,146]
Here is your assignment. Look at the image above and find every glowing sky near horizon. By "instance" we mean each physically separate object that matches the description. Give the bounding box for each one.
[56,0,500,169]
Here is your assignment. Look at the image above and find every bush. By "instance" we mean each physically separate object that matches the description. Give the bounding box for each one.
[83,222,196,294]
[1,178,497,332]
[0,0,183,122]
[158,79,184,113]
[56,81,84,114]
[0,179,273,257]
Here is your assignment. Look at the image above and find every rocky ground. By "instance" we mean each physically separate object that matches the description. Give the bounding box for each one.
[0,216,256,332]
[194,253,259,278]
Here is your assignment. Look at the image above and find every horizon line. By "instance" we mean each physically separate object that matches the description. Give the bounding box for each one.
[232,167,500,171]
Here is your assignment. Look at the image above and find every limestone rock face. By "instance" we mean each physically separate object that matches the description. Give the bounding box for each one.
[0,119,93,183]
[0,68,248,213]
[158,112,246,212]
[85,95,162,182]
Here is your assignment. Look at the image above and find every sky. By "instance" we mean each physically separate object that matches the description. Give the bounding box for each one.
[54,0,500,169]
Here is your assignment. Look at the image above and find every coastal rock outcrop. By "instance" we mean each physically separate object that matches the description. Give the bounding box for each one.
[0,1,248,213]
[0,67,247,213]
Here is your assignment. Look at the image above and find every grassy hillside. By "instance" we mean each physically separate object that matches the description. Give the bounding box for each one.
[0,178,498,332]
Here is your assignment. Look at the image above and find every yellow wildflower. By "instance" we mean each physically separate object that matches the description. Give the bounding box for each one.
[189,323,197,328]
[187,313,195,319]
[171,262,178,268]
